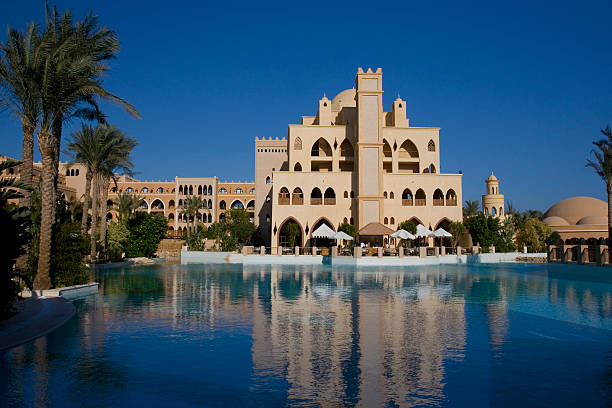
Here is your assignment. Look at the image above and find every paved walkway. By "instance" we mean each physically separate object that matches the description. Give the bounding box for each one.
[0,296,75,351]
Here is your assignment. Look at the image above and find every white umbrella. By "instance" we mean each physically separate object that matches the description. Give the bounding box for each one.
[333,231,354,240]
[311,224,336,239]
[390,229,416,240]
[415,224,434,238]
[433,227,452,237]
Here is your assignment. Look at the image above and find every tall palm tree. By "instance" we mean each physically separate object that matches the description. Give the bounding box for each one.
[34,7,139,289]
[587,125,612,253]
[116,192,142,224]
[0,23,42,207]
[463,200,480,218]
[181,196,204,232]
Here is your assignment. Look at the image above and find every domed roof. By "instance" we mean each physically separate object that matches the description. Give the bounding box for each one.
[331,89,356,111]
[486,172,498,182]
[576,215,608,225]
[542,216,570,226]
[543,196,607,226]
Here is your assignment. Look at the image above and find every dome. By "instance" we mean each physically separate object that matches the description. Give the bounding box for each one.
[543,196,607,226]
[331,89,356,111]
[486,172,498,182]
[576,215,608,225]
[542,216,570,226]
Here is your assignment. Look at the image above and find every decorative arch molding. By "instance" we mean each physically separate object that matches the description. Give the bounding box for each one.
[294,137,302,150]
[230,199,244,209]
[435,218,451,230]
[277,217,305,247]
[311,217,336,236]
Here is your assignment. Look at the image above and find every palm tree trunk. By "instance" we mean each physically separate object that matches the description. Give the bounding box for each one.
[98,178,110,259]
[20,117,35,207]
[608,183,612,255]
[34,129,56,290]
[90,173,100,260]
[81,170,92,236]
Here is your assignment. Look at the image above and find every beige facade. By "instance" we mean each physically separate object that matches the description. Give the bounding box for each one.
[542,196,608,243]
[216,181,255,223]
[257,68,463,247]
[482,172,505,218]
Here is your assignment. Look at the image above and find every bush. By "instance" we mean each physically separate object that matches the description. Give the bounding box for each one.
[124,212,168,258]
[50,222,89,287]
[398,220,417,234]
[107,222,130,261]
[0,203,30,318]
[464,214,501,248]
[516,218,552,253]
[186,223,207,251]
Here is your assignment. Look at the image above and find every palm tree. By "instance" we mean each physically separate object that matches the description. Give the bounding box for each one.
[0,23,42,207]
[34,7,139,288]
[463,200,480,218]
[586,125,612,252]
[181,196,204,232]
[116,192,142,224]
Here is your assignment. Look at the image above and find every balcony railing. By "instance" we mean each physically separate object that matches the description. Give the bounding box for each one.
[415,198,426,206]
[310,197,322,205]
[433,199,444,206]
[279,197,290,205]
[402,199,413,206]
[446,199,457,206]
[324,198,336,205]
[292,197,304,205]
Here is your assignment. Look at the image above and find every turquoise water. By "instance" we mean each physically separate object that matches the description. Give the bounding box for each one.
[2,263,612,407]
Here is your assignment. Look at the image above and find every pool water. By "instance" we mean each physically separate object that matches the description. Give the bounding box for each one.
[2,263,612,407]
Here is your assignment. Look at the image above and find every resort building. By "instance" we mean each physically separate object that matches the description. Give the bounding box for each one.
[216,181,256,223]
[482,172,505,218]
[255,68,463,247]
[542,196,608,244]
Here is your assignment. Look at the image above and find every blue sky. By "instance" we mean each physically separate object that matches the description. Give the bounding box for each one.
[1,0,610,211]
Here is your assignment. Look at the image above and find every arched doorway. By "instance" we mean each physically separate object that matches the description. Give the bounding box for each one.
[278,218,303,247]
[310,218,335,248]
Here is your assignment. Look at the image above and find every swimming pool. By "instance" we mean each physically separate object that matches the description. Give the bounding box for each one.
[2,263,612,407]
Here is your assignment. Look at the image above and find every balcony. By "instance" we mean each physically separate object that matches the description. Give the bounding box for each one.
[402,199,413,206]
[310,198,322,205]
[292,197,304,205]
[324,198,336,205]
[446,199,457,206]
[415,199,426,206]
[279,196,290,205]
[433,199,444,206]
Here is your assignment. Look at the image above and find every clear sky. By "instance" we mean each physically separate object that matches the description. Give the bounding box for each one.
[1,0,610,212]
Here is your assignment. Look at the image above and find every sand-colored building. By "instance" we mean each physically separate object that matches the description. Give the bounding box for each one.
[482,172,505,218]
[542,196,608,243]
[255,68,463,247]
[216,181,256,223]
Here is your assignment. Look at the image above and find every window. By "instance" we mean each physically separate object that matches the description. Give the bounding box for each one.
[126,187,134,193]
[141,187,149,193]
[428,139,436,152]
[219,188,227,193]
[294,137,302,150]
[219,200,226,210]
[235,188,242,194]
[250,188,255,193]
[157,187,164,193]
[390,192,394,199]
[384,217,389,224]
[265,176,271,184]
[110,187,118,193]
[390,217,395,225]
[294,162,302,171]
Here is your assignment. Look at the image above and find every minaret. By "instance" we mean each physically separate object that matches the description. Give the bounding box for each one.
[482,172,505,218]
[355,67,384,228]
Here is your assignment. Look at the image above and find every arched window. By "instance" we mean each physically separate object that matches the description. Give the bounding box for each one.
[178,199,183,207]
[444,189,456,205]
[126,187,134,193]
[208,214,212,223]
[383,191,388,199]
[151,199,164,210]
[219,188,227,193]
[220,200,226,210]
[402,189,413,206]
[294,137,302,150]
[384,217,389,224]
[169,200,175,208]
[65,169,70,176]
[383,139,392,158]
[250,188,255,193]
[189,186,193,195]
[157,187,164,193]
[246,200,255,210]
[390,217,395,225]
[350,217,354,224]
[350,191,354,198]
[265,176,271,184]
[179,186,183,195]
[324,187,336,205]
[433,189,444,206]
[339,139,354,157]
[70,169,74,176]
[311,138,332,157]
[294,162,302,172]
[428,139,436,152]
[500,207,503,216]
[208,199,212,208]
[310,187,322,205]
[141,187,149,193]
[235,188,242,194]
[344,191,348,198]
[492,207,497,216]
[343,217,348,224]
[198,186,202,195]
[168,213,175,221]
[292,188,303,205]
[390,192,394,199]
[485,208,489,216]
[107,199,113,209]
[415,189,426,206]
[231,200,244,209]
[423,164,436,173]
[110,187,118,193]
[208,186,212,195]
[140,201,148,209]
[76,169,79,176]
[398,139,419,158]
[278,187,290,205]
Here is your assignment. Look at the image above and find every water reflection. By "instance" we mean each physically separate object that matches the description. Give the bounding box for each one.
[2,263,612,407]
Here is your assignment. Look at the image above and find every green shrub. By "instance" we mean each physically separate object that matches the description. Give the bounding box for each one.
[186,223,207,251]
[398,220,417,234]
[124,212,168,258]
[107,222,130,261]
[50,222,89,287]
[516,218,552,253]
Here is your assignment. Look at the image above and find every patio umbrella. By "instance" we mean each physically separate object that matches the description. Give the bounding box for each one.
[390,229,416,240]
[333,231,354,240]
[433,228,452,237]
[311,224,336,239]
[415,224,434,238]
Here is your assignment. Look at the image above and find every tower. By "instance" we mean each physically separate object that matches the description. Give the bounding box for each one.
[482,172,505,218]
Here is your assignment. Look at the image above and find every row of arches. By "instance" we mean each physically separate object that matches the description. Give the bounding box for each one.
[278,187,336,205]
[296,137,436,158]
[276,187,457,206]
[179,184,213,196]
[400,188,457,206]
[176,198,214,209]
[116,186,175,194]
[65,168,80,176]
[484,207,504,216]
[219,199,255,210]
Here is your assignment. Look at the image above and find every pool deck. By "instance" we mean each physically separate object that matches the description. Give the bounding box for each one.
[181,251,546,266]
[0,296,75,351]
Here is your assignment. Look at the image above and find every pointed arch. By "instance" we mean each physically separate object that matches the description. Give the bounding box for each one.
[294,162,302,171]
[435,218,451,231]
[231,200,244,209]
[445,189,457,206]
[415,189,426,206]
[433,189,444,206]
[278,187,290,205]
[310,187,322,205]
[294,137,302,150]
[219,200,226,210]
[291,188,303,205]
[324,187,336,205]
[339,139,354,157]
[278,217,304,247]
[402,189,413,206]
[247,199,255,210]
[383,139,392,158]
[428,139,436,152]
[399,139,419,158]
[151,199,164,210]
[311,138,332,157]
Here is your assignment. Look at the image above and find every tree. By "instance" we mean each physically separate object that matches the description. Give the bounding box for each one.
[398,219,417,234]
[516,218,552,253]
[116,192,142,223]
[107,222,129,261]
[180,196,204,232]
[587,125,612,253]
[34,6,139,289]
[449,221,466,246]
[286,223,300,247]
[0,23,42,207]
[338,222,357,238]
[464,213,502,248]
[185,223,207,251]
[124,213,168,258]
[224,208,255,248]
[463,200,480,217]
